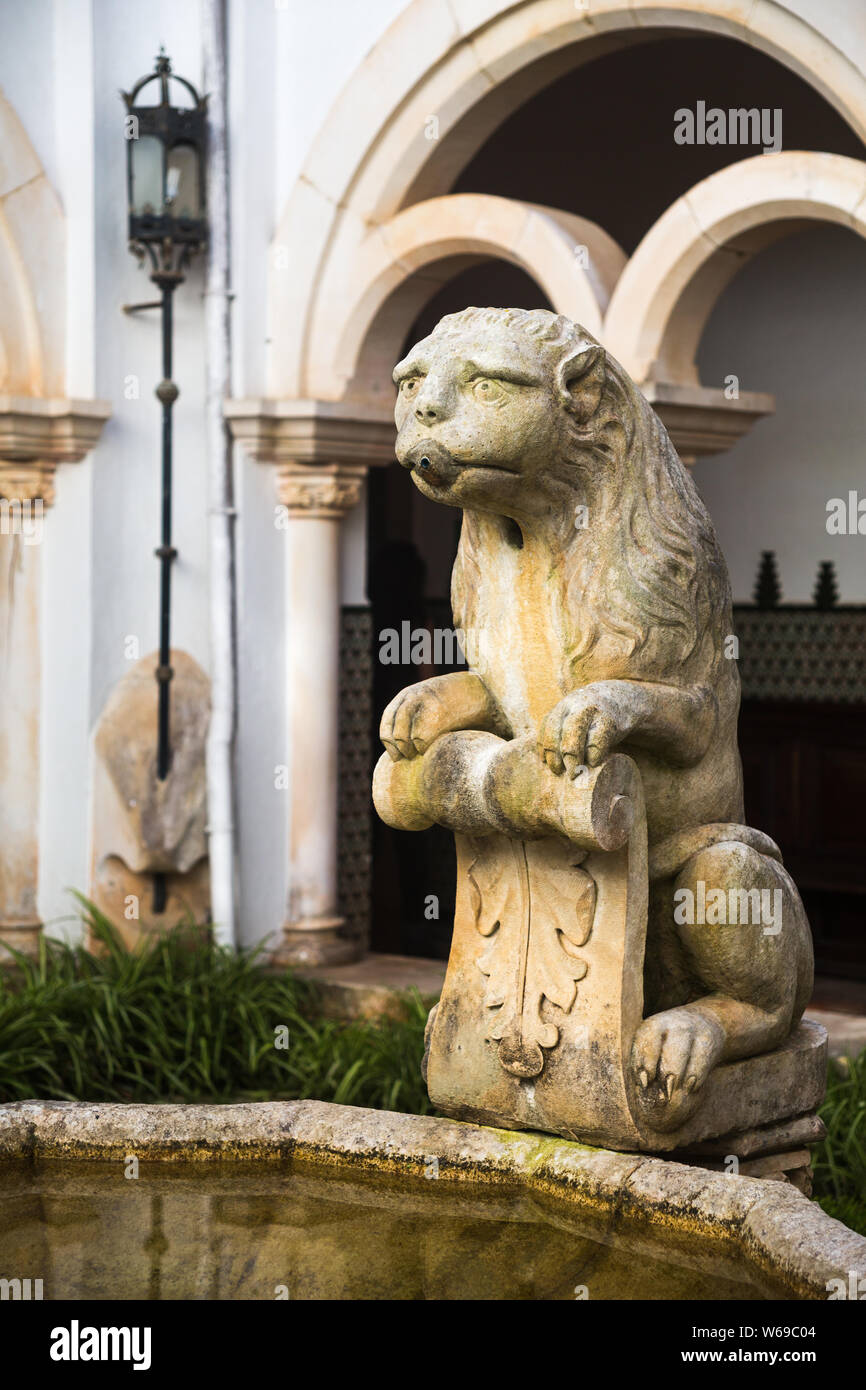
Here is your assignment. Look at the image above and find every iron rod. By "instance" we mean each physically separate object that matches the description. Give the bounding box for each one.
[156,276,176,783]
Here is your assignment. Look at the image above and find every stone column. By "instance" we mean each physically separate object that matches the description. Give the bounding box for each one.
[0,398,110,960]
[275,463,365,967]
[0,462,53,958]
[225,398,396,968]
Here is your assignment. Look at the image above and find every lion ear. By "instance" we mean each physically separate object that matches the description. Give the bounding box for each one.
[559,344,605,424]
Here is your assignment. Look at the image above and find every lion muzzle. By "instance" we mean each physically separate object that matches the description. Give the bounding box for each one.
[400,439,462,488]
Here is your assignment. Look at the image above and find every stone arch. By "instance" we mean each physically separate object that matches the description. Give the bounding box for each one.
[313,193,625,407]
[268,0,866,397]
[603,151,866,386]
[0,87,65,396]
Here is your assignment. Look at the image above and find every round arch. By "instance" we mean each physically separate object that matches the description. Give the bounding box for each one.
[0,86,64,396]
[603,150,866,385]
[268,0,866,397]
[313,193,625,406]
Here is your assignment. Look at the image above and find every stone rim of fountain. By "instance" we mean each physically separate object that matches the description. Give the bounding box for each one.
[1,1098,864,1301]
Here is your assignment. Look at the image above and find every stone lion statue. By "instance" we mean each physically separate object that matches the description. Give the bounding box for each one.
[381,306,813,1124]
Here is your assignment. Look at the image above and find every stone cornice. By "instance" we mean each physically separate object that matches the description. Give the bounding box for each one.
[224,397,396,468]
[0,396,112,464]
[276,463,366,520]
[225,387,772,473]
[641,382,775,465]
[224,384,773,482]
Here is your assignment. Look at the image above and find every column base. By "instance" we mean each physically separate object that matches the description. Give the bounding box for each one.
[271,915,361,969]
[0,919,42,965]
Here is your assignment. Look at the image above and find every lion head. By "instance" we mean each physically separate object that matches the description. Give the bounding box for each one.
[393,307,733,685]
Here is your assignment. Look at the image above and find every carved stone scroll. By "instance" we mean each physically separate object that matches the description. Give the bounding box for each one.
[375,736,649,1146]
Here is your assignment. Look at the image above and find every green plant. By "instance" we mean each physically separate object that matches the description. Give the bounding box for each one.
[0,901,430,1115]
[813,1051,866,1236]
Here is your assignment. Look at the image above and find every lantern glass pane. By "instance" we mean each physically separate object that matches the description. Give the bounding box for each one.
[166,144,200,219]
[131,135,164,215]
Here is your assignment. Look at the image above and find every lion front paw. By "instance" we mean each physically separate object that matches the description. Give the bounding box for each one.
[379,681,451,761]
[629,1008,725,1131]
[537,683,636,776]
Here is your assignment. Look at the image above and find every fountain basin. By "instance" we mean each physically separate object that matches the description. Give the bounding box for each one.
[1,1100,863,1300]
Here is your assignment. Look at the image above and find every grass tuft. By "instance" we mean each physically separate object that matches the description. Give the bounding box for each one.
[0,903,430,1114]
[812,1050,866,1236]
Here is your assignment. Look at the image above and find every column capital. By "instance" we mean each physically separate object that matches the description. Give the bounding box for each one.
[224,396,396,469]
[276,462,366,520]
[0,459,56,506]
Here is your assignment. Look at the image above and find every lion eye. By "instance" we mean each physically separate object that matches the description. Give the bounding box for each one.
[400,377,421,396]
[472,377,505,402]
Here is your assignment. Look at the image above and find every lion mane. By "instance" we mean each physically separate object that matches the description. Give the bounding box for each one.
[446,307,733,687]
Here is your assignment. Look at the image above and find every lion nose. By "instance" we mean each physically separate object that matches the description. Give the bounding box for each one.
[413,374,452,423]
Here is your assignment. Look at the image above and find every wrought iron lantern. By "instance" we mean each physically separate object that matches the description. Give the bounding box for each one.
[123,48,207,273]
[121,51,208,912]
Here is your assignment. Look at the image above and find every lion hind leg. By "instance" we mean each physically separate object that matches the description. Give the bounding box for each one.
[631,838,813,1132]
[648,822,783,883]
